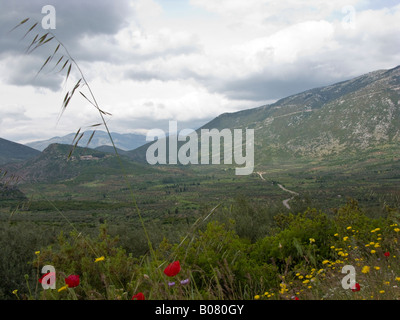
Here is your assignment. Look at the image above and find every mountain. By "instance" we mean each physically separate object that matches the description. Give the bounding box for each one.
[128,65,400,166]
[2,143,155,182]
[0,138,41,165]
[26,130,147,152]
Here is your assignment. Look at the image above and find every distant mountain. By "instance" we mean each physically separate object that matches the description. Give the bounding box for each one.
[0,138,41,165]
[3,143,155,182]
[128,65,400,166]
[94,145,129,155]
[26,130,147,152]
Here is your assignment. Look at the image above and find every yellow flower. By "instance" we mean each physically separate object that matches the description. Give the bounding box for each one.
[58,285,68,293]
[298,275,304,279]
[374,266,380,270]
[361,266,370,274]
[12,290,18,295]
[322,260,329,265]
[394,228,400,233]
[334,233,339,237]
[343,237,349,241]
[254,295,260,300]
[371,250,376,254]
[35,251,40,255]
[94,256,105,263]
[330,246,335,249]
[379,290,385,294]
[347,226,352,230]
[303,280,310,284]
[309,238,315,244]
[395,277,400,282]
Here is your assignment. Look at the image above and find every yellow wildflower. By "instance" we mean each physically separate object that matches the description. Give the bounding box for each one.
[254,295,260,300]
[58,285,68,293]
[371,250,376,254]
[343,237,349,241]
[94,256,105,263]
[394,228,400,232]
[12,290,18,295]
[379,290,385,294]
[303,280,310,284]
[322,260,329,265]
[374,266,380,270]
[395,277,400,281]
[309,238,315,244]
[346,226,352,230]
[35,251,40,255]
[361,266,370,274]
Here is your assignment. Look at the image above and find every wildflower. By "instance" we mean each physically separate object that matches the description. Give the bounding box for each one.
[132,292,145,300]
[94,256,105,263]
[343,237,349,242]
[384,252,390,257]
[39,272,55,285]
[168,282,176,287]
[395,277,400,282]
[347,226,352,230]
[322,260,329,265]
[12,290,18,295]
[394,228,400,233]
[361,266,370,274]
[309,238,315,244]
[58,285,68,293]
[303,280,310,284]
[371,250,376,254]
[351,283,360,292]
[180,279,190,285]
[164,261,181,277]
[379,290,385,294]
[330,246,335,249]
[334,233,339,237]
[298,275,304,280]
[35,251,40,255]
[374,266,380,271]
[254,295,260,300]
[65,275,80,288]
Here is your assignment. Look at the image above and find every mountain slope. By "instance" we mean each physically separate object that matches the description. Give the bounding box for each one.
[128,65,400,167]
[26,130,147,151]
[0,138,41,165]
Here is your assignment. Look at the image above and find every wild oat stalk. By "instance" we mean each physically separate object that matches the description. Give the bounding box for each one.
[10,18,157,261]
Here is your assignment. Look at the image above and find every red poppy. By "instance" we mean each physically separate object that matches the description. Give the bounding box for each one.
[132,292,145,300]
[384,252,390,257]
[164,261,181,277]
[65,275,80,288]
[351,283,361,292]
[38,272,55,284]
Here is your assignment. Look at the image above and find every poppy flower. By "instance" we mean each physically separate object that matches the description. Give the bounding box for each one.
[384,252,390,257]
[38,272,55,285]
[351,283,361,292]
[132,292,145,300]
[65,275,80,288]
[164,261,181,277]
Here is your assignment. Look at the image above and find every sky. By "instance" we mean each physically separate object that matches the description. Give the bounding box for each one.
[0,0,399,144]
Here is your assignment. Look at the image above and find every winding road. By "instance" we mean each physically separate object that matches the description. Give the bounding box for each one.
[256,172,299,210]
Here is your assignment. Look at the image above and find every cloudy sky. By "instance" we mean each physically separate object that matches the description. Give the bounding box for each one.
[0,0,399,144]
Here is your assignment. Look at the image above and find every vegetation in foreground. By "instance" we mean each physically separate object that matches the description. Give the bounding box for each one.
[3,199,400,300]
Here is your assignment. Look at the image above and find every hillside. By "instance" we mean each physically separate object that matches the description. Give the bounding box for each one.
[128,65,400,167]
[0,138,41,165]
[2,143,156,183]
